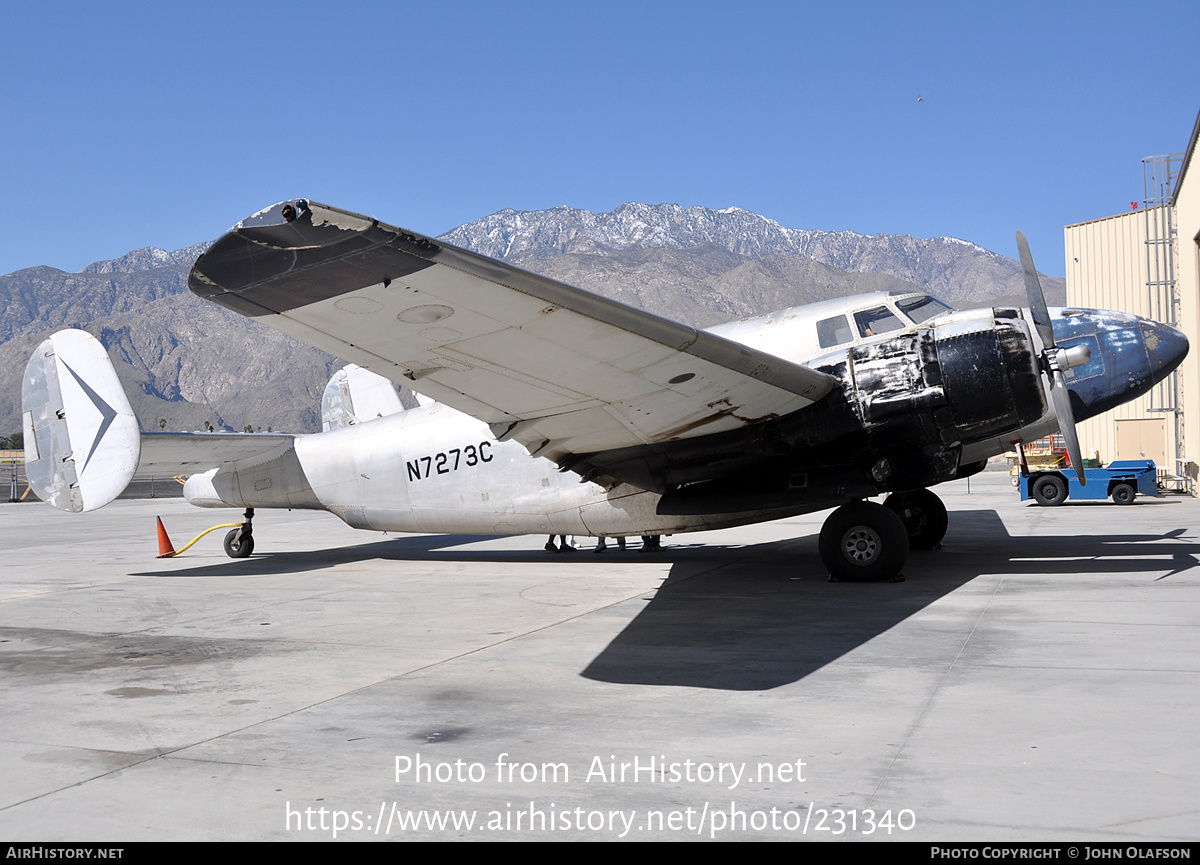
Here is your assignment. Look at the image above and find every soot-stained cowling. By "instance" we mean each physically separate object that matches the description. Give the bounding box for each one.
[935,316,1045,444]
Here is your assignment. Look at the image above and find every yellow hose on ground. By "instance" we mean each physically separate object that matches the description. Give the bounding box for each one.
[161,523,244,558]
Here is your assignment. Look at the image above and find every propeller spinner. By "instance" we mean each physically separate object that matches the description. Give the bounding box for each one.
[1016,231,1087,485]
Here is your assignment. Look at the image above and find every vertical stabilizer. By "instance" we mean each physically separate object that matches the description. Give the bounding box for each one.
[22,330,140,512]
[321,364,405,430]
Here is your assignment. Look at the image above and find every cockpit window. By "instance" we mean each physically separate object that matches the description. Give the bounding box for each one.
[854,306,905,338]
[816,314,853,348]
[896,295,954,324]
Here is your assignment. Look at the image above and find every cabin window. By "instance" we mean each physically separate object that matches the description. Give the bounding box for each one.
[817,314,853,348]
[854,306,905,338]
[896,295,953,324]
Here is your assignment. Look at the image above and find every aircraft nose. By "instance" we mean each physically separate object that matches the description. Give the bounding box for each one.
[1050,308,1189,422]
[1142,319,1190,374]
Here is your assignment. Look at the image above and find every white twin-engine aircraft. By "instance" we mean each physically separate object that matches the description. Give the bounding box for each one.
[22,200,1189,580]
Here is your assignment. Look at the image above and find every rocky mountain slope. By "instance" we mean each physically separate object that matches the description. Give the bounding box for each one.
[0,203,1066,437]
[443,202,1063,308]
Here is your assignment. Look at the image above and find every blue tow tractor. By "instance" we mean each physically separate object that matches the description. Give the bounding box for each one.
[1018,459,1159,506]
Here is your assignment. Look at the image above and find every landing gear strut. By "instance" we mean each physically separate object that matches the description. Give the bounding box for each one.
[883,488,948,550]
[819,500,908,582]
[223,508,255,558]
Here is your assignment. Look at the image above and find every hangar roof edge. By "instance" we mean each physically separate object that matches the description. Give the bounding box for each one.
[1065,209,1148,230]
[1170,105,1200,207]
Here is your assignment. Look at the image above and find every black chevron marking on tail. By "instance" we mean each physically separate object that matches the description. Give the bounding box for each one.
[61,361,118,473]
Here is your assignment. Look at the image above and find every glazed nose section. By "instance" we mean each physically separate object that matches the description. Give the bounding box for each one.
[1050,309,1188,422]
[1141,319,1189,375]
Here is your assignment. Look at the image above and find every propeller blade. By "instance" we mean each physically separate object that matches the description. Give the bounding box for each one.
[1017,231,1085,486]
[1048,366,1086,486]
[1016,231,1055,349]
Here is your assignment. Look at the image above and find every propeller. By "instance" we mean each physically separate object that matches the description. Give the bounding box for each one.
[1016,231,1086,485]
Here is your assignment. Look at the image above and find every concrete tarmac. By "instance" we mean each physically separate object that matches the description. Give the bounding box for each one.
[1,473,1198,841]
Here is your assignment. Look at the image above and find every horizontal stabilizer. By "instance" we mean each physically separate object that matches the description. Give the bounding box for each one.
[137,431,296,477]
[22,330,140,512]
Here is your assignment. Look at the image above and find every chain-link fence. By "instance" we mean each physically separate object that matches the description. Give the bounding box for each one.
[2,452,184,503]
[2,452,29,503]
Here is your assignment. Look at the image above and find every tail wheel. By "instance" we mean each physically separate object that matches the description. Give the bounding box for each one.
[819,501,908,582]
[884,489,948,550]
[223,528,254,558]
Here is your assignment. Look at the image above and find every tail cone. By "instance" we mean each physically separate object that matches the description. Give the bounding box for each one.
[156,517,176,558]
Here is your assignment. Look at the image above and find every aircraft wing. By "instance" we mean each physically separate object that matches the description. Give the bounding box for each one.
[189,200,837,464]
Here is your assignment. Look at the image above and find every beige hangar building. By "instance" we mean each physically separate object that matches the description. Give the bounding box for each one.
[1064,106,1200,494]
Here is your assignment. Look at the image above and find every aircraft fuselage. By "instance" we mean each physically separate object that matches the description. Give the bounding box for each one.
[181,296,1188,539]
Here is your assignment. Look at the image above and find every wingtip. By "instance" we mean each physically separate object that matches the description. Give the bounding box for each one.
[233,198,312,231]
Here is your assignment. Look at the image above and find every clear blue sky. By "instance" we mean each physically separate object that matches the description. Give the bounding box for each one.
[2,0,1197,278]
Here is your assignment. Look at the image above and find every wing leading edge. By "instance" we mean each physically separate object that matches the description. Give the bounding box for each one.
[189,200,837,464]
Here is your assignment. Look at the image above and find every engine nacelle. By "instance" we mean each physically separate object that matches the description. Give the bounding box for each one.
[930,308,1046,445]
[838,307,1047,491]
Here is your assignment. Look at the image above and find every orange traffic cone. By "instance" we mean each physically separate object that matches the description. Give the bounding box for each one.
[156,517,176,558]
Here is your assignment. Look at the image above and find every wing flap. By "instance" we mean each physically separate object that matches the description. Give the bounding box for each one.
[191,200,837,462]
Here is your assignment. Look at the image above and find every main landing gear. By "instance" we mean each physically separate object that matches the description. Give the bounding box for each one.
[882,488,948,551]
[818,489,948,582]
[223,508,255,559]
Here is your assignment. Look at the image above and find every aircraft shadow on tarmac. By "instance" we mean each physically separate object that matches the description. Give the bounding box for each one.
[133,509,1198,691]
[582,507,1198,690]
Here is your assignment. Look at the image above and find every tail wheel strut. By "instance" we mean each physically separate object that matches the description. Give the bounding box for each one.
[224,508,255,559]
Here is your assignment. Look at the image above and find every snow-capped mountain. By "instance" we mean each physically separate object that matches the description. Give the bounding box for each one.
[0,202,1062,436]
[440,202,1037,306]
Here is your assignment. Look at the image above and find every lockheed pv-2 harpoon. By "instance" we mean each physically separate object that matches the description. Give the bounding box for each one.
[22,200,1189,580]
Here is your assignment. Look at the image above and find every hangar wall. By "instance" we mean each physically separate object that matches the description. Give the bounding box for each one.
[1173,113,1200,491]
[1064,209,1176,468]
[1064,108,1200,493]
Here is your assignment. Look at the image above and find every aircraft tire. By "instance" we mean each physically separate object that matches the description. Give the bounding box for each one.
[884,489,948,550]
[819,501,908,582]
[223,529,254,558]
[1110,483,1136,505]
[1031,475,1067,507]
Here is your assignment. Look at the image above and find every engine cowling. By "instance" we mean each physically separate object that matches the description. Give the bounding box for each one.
[841,307,1047,490]
[929,308,1046,446]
